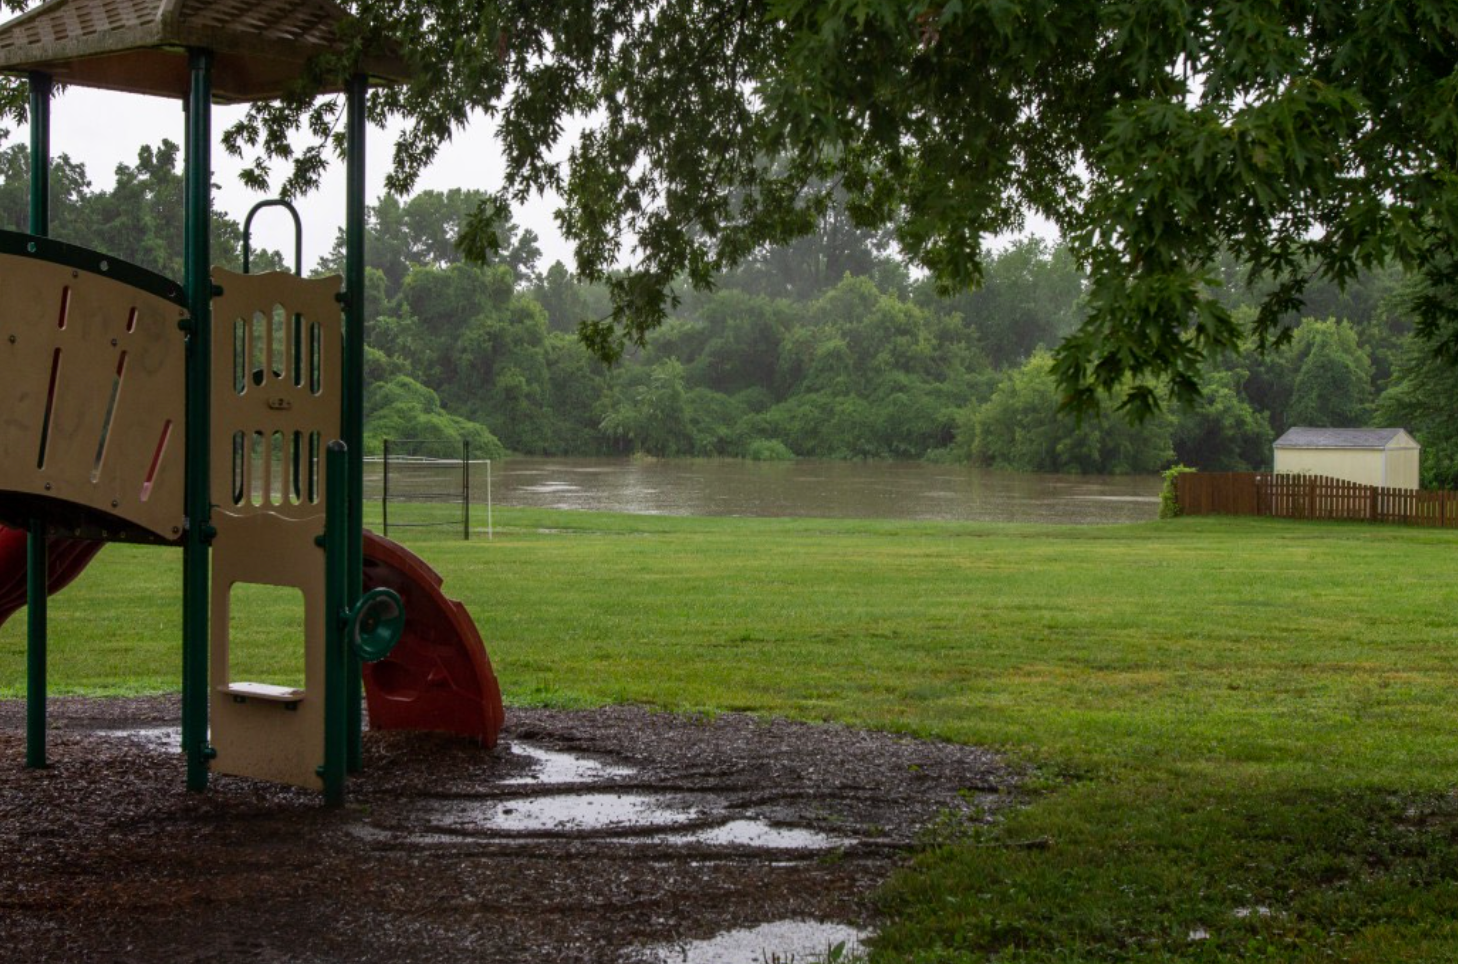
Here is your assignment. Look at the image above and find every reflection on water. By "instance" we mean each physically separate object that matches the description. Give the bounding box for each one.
[484,458,1159,525]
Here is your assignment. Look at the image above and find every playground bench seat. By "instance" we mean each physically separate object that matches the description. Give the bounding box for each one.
[221,682,304,706]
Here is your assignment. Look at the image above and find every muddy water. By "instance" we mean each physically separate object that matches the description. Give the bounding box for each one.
[476,458,1159,524]
[643,919,866,964]
[422,740,853,852]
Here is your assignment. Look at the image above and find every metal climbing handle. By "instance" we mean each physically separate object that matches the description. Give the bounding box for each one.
[242,198,304,275]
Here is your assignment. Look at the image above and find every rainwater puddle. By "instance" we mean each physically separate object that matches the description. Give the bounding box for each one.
[426,792,844,850]
[96,727,182,753]
[442,792,705,833]
[401,742,852,851]
[504,742,635,784]
[658,820,846,850]
[646,919,866,964]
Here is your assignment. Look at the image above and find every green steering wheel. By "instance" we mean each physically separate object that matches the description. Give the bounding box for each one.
[346,587,405,662]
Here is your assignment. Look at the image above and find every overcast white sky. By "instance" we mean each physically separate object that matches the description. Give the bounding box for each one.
[31,85,576,275]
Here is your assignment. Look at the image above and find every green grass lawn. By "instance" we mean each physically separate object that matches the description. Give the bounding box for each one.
[4,510,1458,961]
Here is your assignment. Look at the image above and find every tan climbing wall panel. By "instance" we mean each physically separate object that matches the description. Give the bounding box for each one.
[207,267,343,790]
[210,268,343,516]
[0,251,186,541]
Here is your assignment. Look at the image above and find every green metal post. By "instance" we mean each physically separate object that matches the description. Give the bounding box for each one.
[323,440,349,806]
[344,73,368,771]
[28,73,49,233]
[25,71,51,770]
[182,49,214,793]
[25,517,47,769]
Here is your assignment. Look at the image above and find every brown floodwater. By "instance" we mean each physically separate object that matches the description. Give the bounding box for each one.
[475,457,1160,525]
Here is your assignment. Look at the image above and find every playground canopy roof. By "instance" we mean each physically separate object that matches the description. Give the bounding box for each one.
[0,0,409,103]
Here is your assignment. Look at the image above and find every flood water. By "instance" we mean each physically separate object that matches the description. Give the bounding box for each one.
[483,458,1160,525]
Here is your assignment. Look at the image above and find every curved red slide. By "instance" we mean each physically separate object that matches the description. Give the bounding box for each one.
[0,525,104,630]
[0,524,503,748]
[361,531,504,746]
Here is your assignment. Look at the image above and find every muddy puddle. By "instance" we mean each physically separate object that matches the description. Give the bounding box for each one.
[95,725,182,752]
[1,697,1016,964]
[503,741,636,784]
[644,919,866,964]
[417,781,850,851]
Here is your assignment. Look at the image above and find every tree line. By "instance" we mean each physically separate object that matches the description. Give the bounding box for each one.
[6,144,1452,486]
[342,185,1442,484]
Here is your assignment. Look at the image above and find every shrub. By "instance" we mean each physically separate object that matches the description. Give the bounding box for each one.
[1160,464,1196,519]
[745,439,795,461]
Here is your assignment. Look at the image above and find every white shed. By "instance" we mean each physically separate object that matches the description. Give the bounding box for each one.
[1272,427,1421,490]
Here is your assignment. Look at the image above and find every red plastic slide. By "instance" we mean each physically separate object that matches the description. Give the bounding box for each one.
[362,531,504,747]
[0,526,104,630]
[0,524,503,747]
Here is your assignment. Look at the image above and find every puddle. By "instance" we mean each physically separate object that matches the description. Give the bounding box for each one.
[659,820,846,850]
[646,919,866,964]
[438,792,705,834]
[504,742,635,784]
[96,727,182,753]
[418,795,849,849]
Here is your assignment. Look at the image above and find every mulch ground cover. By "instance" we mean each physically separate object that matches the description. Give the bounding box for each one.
[0,697,1015,963]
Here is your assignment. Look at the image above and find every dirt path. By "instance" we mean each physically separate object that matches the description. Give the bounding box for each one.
[0,698,1014,963]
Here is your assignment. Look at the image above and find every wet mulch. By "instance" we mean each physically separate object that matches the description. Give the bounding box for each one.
[0,697,1015,963]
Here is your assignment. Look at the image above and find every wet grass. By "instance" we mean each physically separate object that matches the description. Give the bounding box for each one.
[3,510,1458,961]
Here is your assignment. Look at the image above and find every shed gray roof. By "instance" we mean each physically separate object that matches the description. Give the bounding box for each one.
[1274,427,1417,449]
[0,0,409,103]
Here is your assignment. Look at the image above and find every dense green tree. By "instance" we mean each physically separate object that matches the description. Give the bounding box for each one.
[0,143,92,238]
[966,352,1173,474]
[1376,340,1458,489]
[1171,371,1274,472]
[684,388,751,456]
[541,332,612,454]
[533,261,593,335]
[319,188,540,293]
[918,238,1085,369]
[721,193,897,302]
[207,1,1458,418]
[454,296,555,451]
[0,141,282,277]
[85,141,285,279]
[599,360,694,456]
[677,291,792,397]
[1286,320,1375,429]
[751,392,883,460]
[364,375,505,457]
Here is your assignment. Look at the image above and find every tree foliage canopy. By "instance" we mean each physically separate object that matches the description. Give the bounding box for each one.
[0,3,1449,417]
[125,0,1455,417]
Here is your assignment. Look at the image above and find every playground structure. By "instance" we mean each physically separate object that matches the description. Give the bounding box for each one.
[0,0,503,803]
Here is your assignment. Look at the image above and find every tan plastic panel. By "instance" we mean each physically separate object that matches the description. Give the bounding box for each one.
[0,252,187,541]
[208,512,326,790]
[207,267,344,791]
[210,268,343,517]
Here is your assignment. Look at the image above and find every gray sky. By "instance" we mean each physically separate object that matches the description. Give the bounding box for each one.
[36,86,576,276]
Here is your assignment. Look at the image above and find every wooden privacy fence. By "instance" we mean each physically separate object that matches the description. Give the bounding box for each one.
[1176,472,1458,528]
